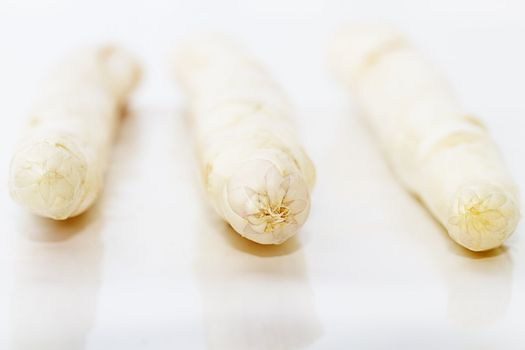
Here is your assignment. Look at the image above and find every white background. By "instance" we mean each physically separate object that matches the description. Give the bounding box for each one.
[0,0,524,349]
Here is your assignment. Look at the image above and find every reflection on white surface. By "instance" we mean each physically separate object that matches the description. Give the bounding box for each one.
[195,212,322,350]
[9,209,103,350]
[308,104,522,348]
[444,246,513,328]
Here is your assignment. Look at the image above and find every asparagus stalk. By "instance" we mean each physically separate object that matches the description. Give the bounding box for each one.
[173,35,315,244]
[9,45,141,220]
[329,25,520,251]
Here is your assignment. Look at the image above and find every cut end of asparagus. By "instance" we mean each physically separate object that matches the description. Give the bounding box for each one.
[447,185,520,251]
[9,139,88,220]
[225,159,311,244]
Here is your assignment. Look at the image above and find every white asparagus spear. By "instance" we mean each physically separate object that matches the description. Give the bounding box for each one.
[173,35,315,244]
[329,25,520,251]
[9,46,141,220]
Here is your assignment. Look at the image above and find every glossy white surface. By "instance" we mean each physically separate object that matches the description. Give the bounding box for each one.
[1,0,525,349]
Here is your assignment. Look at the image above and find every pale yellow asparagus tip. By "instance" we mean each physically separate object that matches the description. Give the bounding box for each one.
[447,185,519,251]
[225,159,311,245]
[9,137,89,220]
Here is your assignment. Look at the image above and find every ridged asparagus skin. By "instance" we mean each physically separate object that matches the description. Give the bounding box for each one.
[174,35,315,244]
[329,25,519,251]
[9,46,141,220]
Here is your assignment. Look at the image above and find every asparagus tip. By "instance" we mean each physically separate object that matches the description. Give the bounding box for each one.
[225,158,311,244]
[447,185,520,251]
[9,138,88,220]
